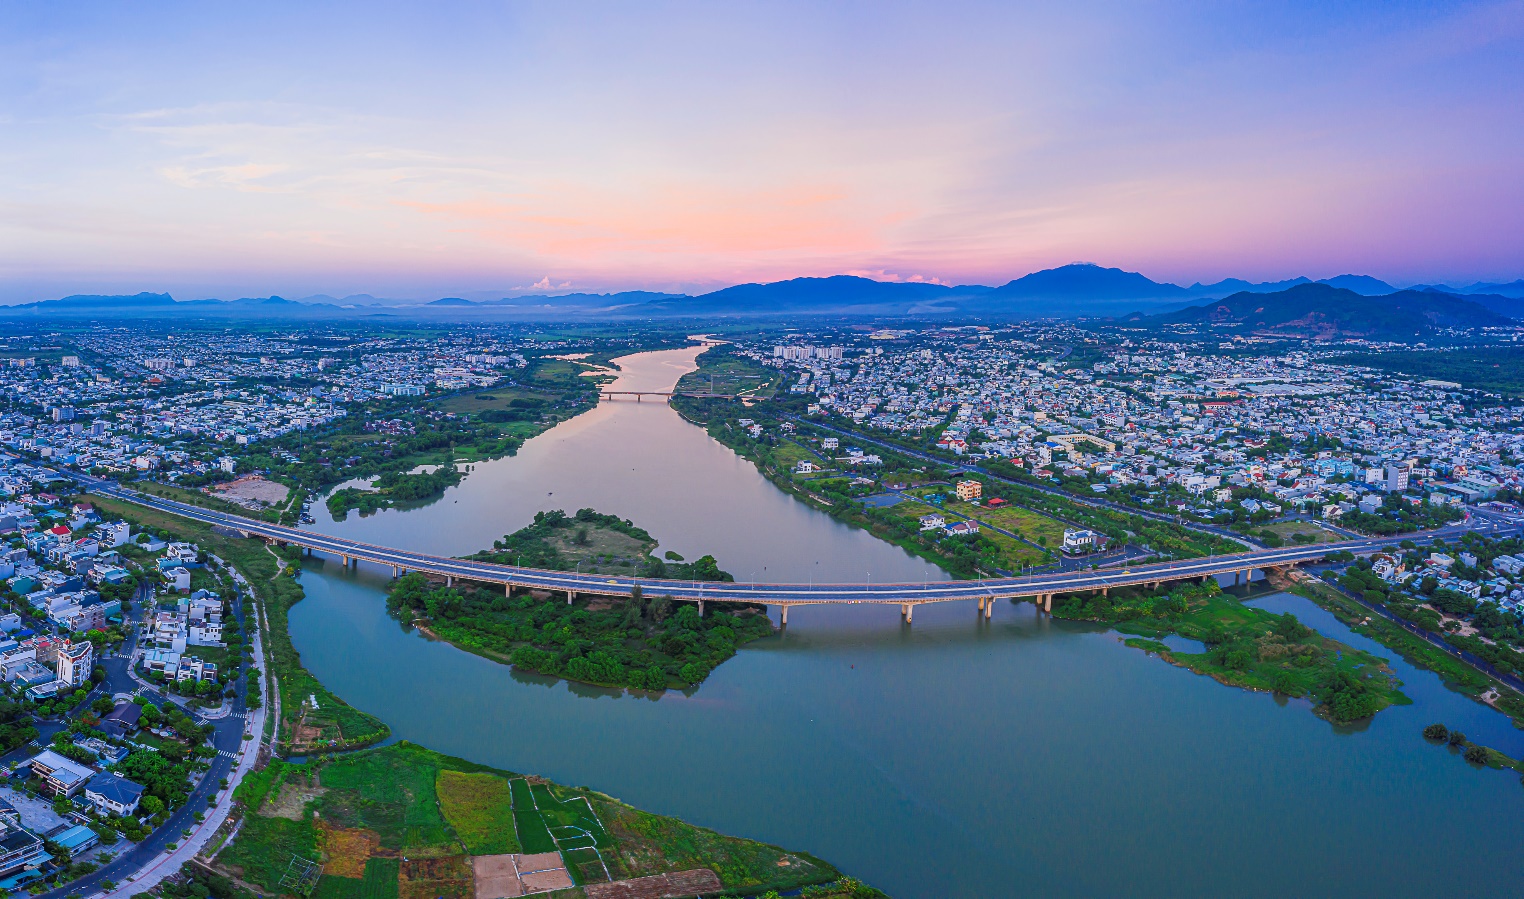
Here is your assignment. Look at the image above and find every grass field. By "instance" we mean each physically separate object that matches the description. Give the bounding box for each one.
[319,747,454,852]
[594,798,837,892]
[436,771,520,855]
[508,778,558,854]
[312,858,401,899]
[1263,520,1339,544]
[220,742,849,896]
[974,503,1071,548]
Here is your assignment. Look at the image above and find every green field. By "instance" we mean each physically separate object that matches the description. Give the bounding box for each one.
[975,503,1071,548]
[436,771,520,855]
[319,748,453,851]
[312,858,401,899]
[508,778,558,854]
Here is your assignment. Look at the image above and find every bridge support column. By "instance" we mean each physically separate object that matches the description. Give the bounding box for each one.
[902,603,913,623]
[1043,593,1053,613]
[978,596,986,614]
[780,605,789,626]
[341,555,350,569]
[506,583,512,596]
[392,566,399,579]
[985,597,993,619]
[698,600,705,617]
[568,591,576,605]
[446,576,453,588]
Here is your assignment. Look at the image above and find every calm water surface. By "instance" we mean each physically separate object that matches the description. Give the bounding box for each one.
[303,347,942,584]
[289,347,1524,898]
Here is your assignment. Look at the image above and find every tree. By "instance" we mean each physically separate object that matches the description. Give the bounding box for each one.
[1422,723,1449,741]
[1463,745,1488,764]
[1448,730,1467,746]
[140,795,165,816]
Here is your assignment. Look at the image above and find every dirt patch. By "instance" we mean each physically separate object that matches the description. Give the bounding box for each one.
[318,823,380,878]
[400,855,473,899]
[262,779,328,820]
[474,854,525,899]
[472,852,572,898]
[584,869,722,899]
[212,475,291,509]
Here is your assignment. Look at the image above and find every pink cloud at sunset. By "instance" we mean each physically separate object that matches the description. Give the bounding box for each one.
[1,1,1520,301]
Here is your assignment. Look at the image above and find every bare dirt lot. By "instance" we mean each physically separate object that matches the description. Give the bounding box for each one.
[212,475,291,509]
[262,778,327,820]
[584,869,722,899]
[472,852,573,897]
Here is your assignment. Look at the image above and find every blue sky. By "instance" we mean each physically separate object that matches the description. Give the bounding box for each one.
[2,1,1521,302]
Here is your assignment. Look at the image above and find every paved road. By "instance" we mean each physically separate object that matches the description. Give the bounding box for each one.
[77,474,1520,607]
[29,561,257,899]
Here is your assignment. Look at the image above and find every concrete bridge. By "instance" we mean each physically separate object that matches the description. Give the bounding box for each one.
[598,390,742,402]
[83,479,1486,623]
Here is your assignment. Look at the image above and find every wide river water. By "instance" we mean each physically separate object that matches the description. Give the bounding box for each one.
[292,346,1524,897]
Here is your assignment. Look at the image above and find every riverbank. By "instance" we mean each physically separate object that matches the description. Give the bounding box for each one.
[1050,579,1409,723]
[387,508,774,691]
[88,495,890,896]
[87,493,391,754]
[217,741,862,897]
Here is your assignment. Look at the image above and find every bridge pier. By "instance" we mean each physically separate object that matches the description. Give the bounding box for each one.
[779,605,789,626]
[446,576,453,588]
[392,565,400,578]
[506,583,512,596]
[1043,593,1053,612]
[984,597,993,619]
[902,603,913,623]
[978,596,986,614]
[567,590,576,605]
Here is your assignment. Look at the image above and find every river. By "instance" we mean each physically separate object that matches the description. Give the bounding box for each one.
[290,345,1524,898]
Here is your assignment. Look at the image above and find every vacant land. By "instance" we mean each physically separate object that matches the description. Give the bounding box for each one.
[1262,520,1339,545]
[218,742,846,898]
[213,474,292,509]
[438,771,521,855]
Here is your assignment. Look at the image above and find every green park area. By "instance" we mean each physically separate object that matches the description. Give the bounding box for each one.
[674,343,783,398]
[217,742,851,898]
[1051,579,1409,723]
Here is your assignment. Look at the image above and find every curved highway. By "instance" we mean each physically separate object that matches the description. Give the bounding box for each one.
[80,476,1507,608]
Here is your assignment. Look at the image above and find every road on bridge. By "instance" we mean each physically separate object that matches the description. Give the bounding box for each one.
[74,474,1515,610]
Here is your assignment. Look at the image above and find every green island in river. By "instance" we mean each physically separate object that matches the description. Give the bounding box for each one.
[386,508,775,691]
[83,495,889,898]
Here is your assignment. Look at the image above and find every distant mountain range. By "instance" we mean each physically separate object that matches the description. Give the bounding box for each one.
[3,264,1520,326]
[1137,282,1519,338]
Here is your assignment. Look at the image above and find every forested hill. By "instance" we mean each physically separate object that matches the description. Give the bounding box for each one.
[1140,283,1515,338]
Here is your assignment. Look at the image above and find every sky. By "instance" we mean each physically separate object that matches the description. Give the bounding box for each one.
[1,0,1522,303]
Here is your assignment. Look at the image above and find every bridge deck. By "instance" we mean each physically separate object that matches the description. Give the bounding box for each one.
[79,479,1440,608]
